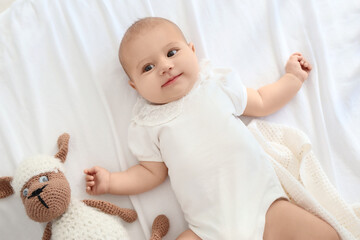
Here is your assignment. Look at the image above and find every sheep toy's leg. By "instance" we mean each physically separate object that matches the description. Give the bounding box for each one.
[42,222,52,240]
[150,215,169,240]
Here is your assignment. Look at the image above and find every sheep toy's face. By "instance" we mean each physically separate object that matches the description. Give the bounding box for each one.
[20,171,71,222]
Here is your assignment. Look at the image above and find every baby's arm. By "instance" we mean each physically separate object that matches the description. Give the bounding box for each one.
[243,52,312,117]
[84,161,168,195]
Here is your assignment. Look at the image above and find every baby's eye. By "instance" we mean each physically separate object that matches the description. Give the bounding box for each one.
[39,176,49,183]
[167,50,178,57]
[143,64,154,72]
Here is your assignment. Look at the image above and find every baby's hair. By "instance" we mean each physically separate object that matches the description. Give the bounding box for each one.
[118,17,187,77]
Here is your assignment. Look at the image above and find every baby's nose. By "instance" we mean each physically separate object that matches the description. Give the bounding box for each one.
[159,59,174,75]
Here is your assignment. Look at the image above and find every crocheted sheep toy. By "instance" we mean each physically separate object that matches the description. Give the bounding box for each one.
[0,133,169,240]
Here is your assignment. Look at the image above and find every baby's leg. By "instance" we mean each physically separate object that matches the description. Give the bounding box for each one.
[263,199,340,240]
[176,229,201,240]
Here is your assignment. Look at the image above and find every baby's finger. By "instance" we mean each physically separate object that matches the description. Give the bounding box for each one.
[306,63,313,70]
[294,55,303,63]
[289,55,300,63]
[84,167,98,175]
[86,175,94,181]
[87,181,95,187]
[303,59,311,67]
[303,64,312,72]
[292,52,302,56]
[86,186,94,195]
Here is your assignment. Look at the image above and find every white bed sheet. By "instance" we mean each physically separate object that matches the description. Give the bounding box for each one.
[0,0,359,239]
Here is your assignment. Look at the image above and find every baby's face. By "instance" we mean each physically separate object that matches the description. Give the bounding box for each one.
[122,22,199,104]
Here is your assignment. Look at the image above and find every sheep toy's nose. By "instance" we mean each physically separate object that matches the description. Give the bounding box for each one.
[27,185,49,209]
[28,185,47,199]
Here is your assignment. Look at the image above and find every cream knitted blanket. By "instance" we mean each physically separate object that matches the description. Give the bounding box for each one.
[248,120,360,240]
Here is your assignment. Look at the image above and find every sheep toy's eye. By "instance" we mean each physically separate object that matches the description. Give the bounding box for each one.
[39,176,49,183]
[23,188,29,197]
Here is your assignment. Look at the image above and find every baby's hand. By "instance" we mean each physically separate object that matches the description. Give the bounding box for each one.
[285,52,312,82]
[84,166,111,195]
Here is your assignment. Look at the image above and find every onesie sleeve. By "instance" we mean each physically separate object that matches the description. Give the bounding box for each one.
[128,122,163,162]
[219,69,248,116]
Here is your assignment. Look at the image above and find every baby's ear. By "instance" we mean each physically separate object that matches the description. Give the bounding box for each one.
[188,42,195,53]
[0,177,14,199]
[128,80,137,90]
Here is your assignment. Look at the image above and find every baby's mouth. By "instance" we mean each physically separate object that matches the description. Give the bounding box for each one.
[161,73,183,87]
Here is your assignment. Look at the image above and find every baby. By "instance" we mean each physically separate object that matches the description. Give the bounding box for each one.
[84,17,339,239]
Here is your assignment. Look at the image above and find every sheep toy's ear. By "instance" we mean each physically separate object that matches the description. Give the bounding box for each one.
[54,133,70,163]
[0,177,14,199]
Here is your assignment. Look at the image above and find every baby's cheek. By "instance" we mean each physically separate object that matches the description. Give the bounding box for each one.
[139,86,162,103]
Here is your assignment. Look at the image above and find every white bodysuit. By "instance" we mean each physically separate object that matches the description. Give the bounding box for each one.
[128,60,286,239]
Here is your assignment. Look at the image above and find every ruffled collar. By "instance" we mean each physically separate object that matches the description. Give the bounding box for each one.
[131,59,214,126]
